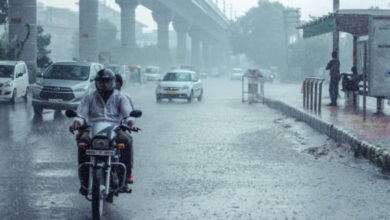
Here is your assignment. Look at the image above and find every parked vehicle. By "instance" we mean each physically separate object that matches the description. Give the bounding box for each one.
[0,61,29,103]
[230,68,244,80]
[106,64,130,86]
[31,61,104,115]
[156,69,203,103]
[259,68,276,83]
[144,66,161,81]
[128,65,143,84]
[66,109,142,220]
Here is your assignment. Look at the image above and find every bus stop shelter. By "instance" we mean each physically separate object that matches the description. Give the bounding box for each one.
[297,9,390,117]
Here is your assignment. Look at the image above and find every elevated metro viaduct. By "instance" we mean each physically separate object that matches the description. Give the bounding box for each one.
[8,0,231,83]
[83,0,231,70]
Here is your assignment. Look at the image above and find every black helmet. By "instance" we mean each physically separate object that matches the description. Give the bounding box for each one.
[95,68,116,94]
[115,74,123,88]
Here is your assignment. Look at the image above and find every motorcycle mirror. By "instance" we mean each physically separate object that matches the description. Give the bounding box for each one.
[130,110,142,118]
[65,109,78,118]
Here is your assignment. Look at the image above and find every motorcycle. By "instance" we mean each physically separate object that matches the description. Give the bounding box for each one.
[65,109,142,220]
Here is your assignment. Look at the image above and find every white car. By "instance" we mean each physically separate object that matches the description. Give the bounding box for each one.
[0,61,29,103]
[230,68,244,80]
[144,66,161,81]
[156,69,203,103]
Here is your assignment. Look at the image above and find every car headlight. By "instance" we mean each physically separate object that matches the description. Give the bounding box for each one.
[3,81,13,87]
[92,138,110,150]
[182,85,189,90]
[270,74,275,79]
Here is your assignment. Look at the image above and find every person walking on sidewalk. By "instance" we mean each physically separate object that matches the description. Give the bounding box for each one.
[326,51,340,106]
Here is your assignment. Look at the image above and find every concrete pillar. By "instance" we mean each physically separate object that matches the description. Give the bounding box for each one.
[79,0,98,62]
[189,29,202,68]
[116,0,139,63]
[172,15,190,65]
[152,8,172,70]
[9,0,37,83]
[202,38,210,69]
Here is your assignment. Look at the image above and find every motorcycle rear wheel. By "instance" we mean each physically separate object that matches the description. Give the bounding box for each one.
[92,168,104,220]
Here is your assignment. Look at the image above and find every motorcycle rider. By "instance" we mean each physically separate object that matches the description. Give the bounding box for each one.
[69,69,139,195]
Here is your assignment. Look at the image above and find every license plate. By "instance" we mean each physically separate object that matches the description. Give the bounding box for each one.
[48,98,63,103]
[166,91,176,95]
[86,150,115,156]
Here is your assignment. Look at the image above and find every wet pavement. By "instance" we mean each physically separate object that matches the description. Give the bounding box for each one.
[1,78,390,219]
[267,82,390,149]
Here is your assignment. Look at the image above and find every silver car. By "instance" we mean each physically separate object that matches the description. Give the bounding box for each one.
[31,61,103,115]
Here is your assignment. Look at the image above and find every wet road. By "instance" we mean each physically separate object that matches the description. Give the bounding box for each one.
[1,78,390,219]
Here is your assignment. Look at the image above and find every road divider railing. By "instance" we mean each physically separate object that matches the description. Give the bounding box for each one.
[302,77,325,114]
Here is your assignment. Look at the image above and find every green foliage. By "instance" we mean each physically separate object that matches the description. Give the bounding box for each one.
[230,0,287,69]
[37,26,51,68]
[0,0,8,25]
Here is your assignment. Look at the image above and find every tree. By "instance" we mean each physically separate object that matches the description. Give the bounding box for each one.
[37,26,51,68]
[0,0,8,26]
[230,0,287,69]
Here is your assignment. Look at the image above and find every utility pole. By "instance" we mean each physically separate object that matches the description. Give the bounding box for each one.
[283,9,301,75]
[223,0,226,15]
[333,0,340,53]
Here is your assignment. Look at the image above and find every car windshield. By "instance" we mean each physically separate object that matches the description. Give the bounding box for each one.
[163,72,191,81]
[43,65,90,80]
[0,65,15,78]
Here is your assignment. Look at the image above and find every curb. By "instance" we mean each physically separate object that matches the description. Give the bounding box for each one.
[264,97,390,170]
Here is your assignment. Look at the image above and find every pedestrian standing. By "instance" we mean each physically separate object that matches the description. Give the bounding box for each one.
[326,51,340,106]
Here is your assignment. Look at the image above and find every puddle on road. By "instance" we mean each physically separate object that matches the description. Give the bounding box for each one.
[273,116,382,173]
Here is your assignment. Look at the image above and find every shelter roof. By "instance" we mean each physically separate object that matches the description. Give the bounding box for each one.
[298,9,390,38]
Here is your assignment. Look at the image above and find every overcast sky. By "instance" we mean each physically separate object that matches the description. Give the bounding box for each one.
[39,0,390,30]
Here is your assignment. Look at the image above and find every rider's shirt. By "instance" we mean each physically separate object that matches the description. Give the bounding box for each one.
[75,90,133,125]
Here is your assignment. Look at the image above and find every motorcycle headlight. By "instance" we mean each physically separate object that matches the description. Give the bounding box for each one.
[92,138,110,150]
[182,85,189,90]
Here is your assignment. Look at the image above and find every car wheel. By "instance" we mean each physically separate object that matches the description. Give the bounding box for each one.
[198,89,203,101]
[187,91,193,103]
[10,89,16,104]
[33,105,43,116]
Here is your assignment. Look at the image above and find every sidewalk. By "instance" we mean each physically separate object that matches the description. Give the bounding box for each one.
[264,82,390,168]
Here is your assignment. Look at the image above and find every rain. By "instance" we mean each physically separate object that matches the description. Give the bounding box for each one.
[1,0,390,219]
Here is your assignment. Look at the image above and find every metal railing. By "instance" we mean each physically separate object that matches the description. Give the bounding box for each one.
[302,77,325,114]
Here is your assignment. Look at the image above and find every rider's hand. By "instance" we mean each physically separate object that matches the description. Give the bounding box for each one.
[69,121,81,134]
[127,121,141,132]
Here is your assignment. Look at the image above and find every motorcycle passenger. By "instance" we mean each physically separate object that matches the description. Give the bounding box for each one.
[69,69,139,195]
[115,74,135,184]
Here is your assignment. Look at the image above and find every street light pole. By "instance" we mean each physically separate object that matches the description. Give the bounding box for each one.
[333,0,340,53]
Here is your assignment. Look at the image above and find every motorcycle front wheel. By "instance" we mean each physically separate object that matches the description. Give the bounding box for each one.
[92,168,104,220]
